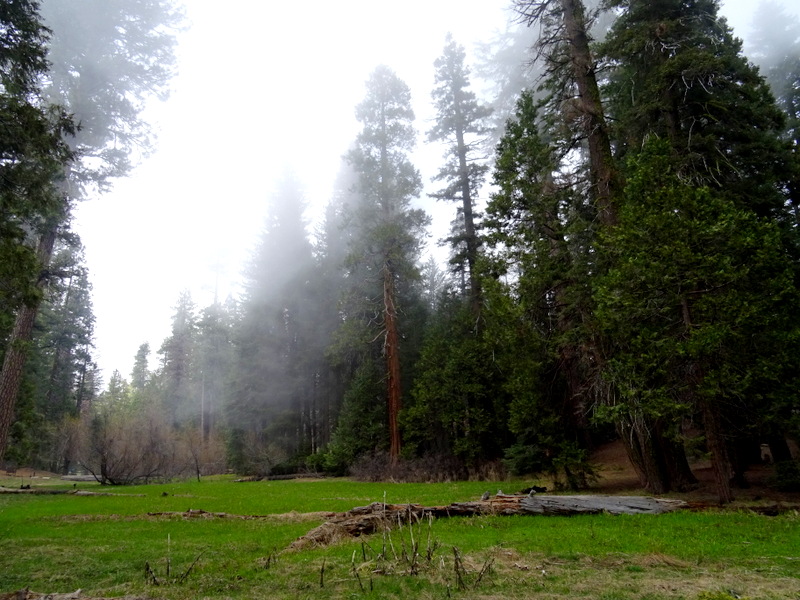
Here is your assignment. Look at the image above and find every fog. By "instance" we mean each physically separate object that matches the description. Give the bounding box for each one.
[68,0,799,379]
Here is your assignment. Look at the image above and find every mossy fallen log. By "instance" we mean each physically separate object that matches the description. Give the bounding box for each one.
[289,494,686,550]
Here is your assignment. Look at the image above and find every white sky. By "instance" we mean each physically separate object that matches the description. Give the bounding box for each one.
[72,0,798,383]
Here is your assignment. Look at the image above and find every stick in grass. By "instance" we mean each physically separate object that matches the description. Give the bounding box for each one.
[351,550,364,592]
[178,550,206,584]
[474,557,494,588]
[452,547,466,591]
[145,561,160,586]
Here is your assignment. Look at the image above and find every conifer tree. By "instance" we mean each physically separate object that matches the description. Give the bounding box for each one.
[342,66,428,463]
[0,0,74,463]
[227,177,317,474]
[158,291,197,426]
[596,0,800,501]
[429,34,492,315]
[1,0,181,463]
[483,90,597,486]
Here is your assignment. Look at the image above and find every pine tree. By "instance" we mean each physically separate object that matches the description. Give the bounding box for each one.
[342,66,428,463]
[130,343,151,393]
[0,0,74,463]
[0,0,181,462]
[515,0,620,225]
[596,0,800,501]
[429,34,492,315]
[195,302,233,442]
[596,140,800,503]
[158,291,197,426]
[601,0,790,218]
[747,1,800,219]
[227,176,317,474]
[483,90,597,486]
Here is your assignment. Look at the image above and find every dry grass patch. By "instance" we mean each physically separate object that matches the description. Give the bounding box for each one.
[481,550,800,600]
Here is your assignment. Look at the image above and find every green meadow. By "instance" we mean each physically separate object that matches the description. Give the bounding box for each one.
[1,477,798,599]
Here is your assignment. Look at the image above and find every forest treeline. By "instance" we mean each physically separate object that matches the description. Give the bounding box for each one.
[2,0,799,503]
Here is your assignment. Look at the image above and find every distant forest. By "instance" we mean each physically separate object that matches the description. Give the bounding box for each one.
[1,0,799,504]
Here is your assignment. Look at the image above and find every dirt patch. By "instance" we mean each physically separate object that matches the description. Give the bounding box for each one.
[589,439,799,504]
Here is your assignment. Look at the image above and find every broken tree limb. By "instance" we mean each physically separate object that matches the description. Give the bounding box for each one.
[289,494,686,550]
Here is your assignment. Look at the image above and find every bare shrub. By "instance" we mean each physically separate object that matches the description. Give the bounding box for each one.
[180,427,227,480]
[230,430,291,477]
[46,415,86,474]
[81,404,190,484]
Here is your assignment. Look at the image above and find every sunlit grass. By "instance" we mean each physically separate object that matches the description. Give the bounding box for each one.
[1,477,799,599]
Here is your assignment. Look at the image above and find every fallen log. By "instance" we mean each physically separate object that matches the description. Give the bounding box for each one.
[0,487,144,497]
[519,494,685,515]
[289,494,685,550]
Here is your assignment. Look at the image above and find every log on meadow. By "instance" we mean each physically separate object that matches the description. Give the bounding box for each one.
[289,494,686,549]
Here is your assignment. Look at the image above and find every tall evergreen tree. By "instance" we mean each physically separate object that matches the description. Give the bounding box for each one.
[429,34,493,316]
[158,291,197,426]
[130,343,151,393]
[748,1,800,219]
[227,176,317,474]
[601,0,790,218]
[0,0,74,464]
[515,0,620,226]
[483,90,598,486]
[342,65,428,463]
[596,141,800,503]
[195,301,233,442]
[0,0,181,463]
[595,0,800,502]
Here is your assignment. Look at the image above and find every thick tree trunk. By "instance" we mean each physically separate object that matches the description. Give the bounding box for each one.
[455,125,482,322]
[659,428,698,492]
[616,415,687,495]
[560,0,619,225]
[702,398,734,504]
[0,225,58,464]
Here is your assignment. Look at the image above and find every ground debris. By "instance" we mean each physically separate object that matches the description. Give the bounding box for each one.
[0,487,144,497]
[145,508,336,521]
[289,494,686,550]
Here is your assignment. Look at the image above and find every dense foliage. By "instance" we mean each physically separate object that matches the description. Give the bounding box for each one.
[2,0,798,500]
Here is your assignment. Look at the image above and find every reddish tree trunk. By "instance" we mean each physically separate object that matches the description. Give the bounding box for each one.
[0,225,58,463]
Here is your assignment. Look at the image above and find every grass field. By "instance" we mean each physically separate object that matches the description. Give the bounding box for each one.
[1,475,798,599]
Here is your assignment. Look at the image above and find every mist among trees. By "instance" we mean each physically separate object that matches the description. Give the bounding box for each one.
[1,0,799,501]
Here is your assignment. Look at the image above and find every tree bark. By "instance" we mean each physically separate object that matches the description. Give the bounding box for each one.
[0,224,58,464]
[701,397,734,504]
[455,117,482,322]
[560,0,619,225]
[616,417,671,494]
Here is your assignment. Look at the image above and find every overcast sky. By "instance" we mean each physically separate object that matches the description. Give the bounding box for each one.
[72,0,799,382]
